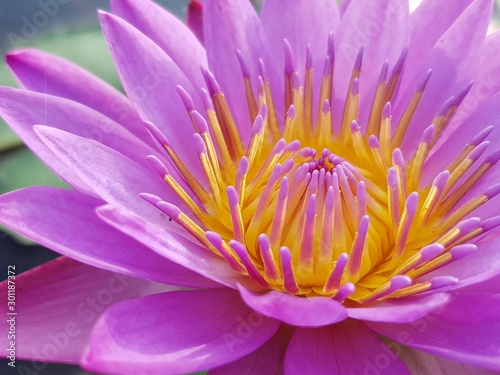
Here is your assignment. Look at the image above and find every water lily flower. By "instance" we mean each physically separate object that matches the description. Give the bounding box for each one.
[1,0,500,373]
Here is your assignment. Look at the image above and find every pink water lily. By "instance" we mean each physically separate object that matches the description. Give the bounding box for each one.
[1,0,500,373]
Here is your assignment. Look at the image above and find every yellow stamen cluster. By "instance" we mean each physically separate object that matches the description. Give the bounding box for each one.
[146,46,499,303]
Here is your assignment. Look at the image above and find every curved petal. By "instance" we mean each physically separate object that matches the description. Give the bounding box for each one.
[238,285,347,327]
[367,294,500,371]
[285,319,410,374]
[260,0,340,96]
[397,0,492,155]
[333,0,409,129]
[435,28,500,147]
[0,186,216,288]
[396,344,500,375]
[34,125,178,225]
[424,91,500,183]
[110,0,207,90]
[96,203,262,291]
[404,0,473,88]
[0,257,170,363]
[347,293,450,323]
[99,11,203,176]
[204,0,282,141]
[6,49,150,144]
[187,0,204,43]
[0,87,164,198]
[0,87,155,169]
[425,34,500,181]
[464,30,500,115]
[82,288,280,375]
[208,325,293,375]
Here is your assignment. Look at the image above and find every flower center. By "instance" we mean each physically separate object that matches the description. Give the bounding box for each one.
[145,38,500,303]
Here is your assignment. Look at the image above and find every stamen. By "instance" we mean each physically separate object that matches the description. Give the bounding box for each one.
[230,240,269,287]
[236,49,258,121]
[269,178,289,251]
[332,282,355,302]
[147,155,208,220]
[346,215,370,280]
[408,125,435,191]
[393,243,445,275]
[392,69,432,148]
[323,253,349,293]
[304,45,314,131]
[280,246,300,294]
[441,141,489,198]
[258,234,280,281]
[297,193,317,277]
[416,170,449,226]
[284,39,296,113]
[379,102,393,162]
[362,275,412,302]
[366,61,389,138]
[383,48,407,104]
[407,244,477,279]
[203,69,245,159]
[205,231,245,272]
[193,133,221,206]
[227,186,245,243]
[144,121,208,202]
[394,192,419,261]
[200,88,233,167]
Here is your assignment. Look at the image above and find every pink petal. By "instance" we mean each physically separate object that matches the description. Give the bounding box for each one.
[367,294,500,371]
[347,293,451,323]
[0,257,170,363]
[204,0,282,142]
[34,125,178,225]
[333,0,409,130]
[397,0,492,155]
[424,91,500,183]
[99,11,203,177]
[396,344,500,375]
[6,49,150,144]
[0,186,215,288]
[209,325,292,375]
[97,204,262,291]
[260,0,340,94]
[285,319,410,374]
[110,0,207,90]
[238,284,347,327]
[187,0,204,44]
[339,0,353,16]
[0,87,155,169]
[425,34,500,180]
[82,289,280,374]
[404,0,473,88]
[0,87,164,197]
